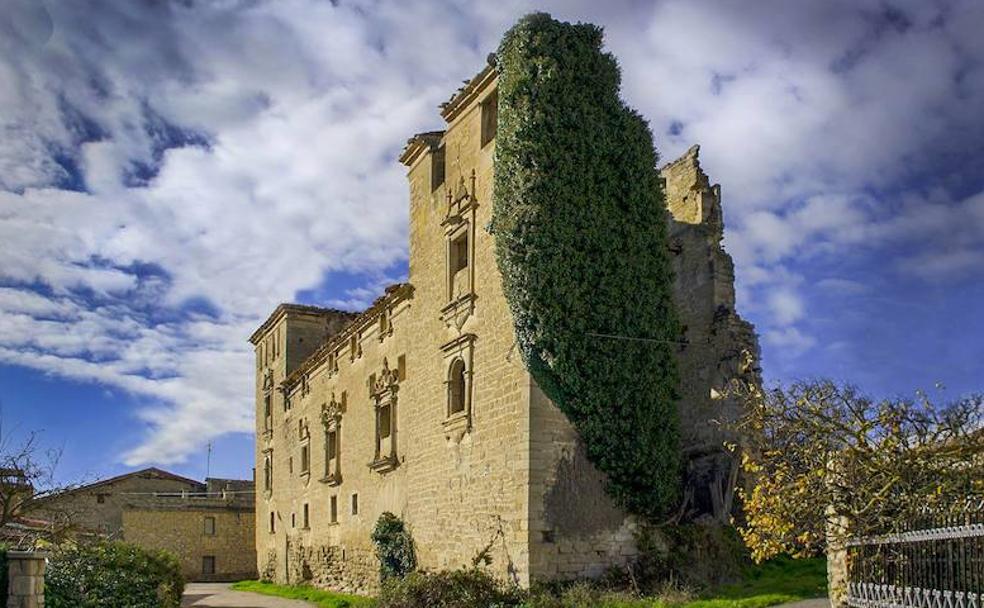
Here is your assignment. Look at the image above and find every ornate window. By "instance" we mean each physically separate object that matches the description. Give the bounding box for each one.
[441,334,475,442]
[320,392,345,486]
[448,359,466,415]
[440,171,478,330]
[369,359,401,473]
[298,419,310,478]
[262,449,273,494]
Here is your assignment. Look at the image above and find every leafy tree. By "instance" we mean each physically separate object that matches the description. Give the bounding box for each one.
[736,380,983,562]
[492,12,681,519]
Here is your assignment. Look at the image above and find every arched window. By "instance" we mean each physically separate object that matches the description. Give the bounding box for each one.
[448,358,466,416]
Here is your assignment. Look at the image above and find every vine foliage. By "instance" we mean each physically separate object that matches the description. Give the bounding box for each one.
[491,13,681,519]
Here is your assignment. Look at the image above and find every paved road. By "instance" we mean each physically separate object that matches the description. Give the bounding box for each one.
[776,599,830,608]
[182,583,314,608]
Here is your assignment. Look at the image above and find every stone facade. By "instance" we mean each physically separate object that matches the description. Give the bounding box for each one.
[30,467,204,535]
[122,498,257,582]
[30,470,257,582]
[251,62,759,593]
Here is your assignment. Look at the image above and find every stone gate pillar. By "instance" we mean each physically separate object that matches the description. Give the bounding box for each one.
[6,551,47,608]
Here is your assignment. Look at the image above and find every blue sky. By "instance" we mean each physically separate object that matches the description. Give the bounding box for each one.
[0,0,982,485]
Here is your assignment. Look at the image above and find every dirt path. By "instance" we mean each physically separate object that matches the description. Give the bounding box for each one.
[182,583,314,608]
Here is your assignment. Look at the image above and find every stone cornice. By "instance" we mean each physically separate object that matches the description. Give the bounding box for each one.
[249,303,353,345]
[281,283,414,390]
[439,59,497,123]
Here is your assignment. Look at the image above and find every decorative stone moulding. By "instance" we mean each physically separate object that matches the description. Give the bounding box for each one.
[441,333,476,443]
[368,358,400,474]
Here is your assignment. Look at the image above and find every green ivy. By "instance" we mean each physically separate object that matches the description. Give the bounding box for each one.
[371,512,417,582]
[491,12,681,519]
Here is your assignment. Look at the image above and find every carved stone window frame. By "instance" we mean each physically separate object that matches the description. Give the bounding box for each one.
[440,171,478,330]
[298,418,311,482]
[320,392,345,486]
[368,358,401,473]
[441,334,476,441]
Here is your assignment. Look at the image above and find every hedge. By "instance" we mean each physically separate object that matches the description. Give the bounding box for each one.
[491,12,681,518]
[371,513,417,582]
[45,541,184,608]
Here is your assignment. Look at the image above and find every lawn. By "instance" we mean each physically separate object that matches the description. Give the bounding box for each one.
[232,557,826,608]
[231,580,374,608]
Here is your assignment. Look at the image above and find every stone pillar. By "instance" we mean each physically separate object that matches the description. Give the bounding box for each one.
[6,551,47,608]
[825,506,850,608]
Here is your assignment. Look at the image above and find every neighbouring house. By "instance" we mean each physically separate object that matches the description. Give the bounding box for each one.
[250,59,759,594]
[122,478,257,582]
[30,468,257,581]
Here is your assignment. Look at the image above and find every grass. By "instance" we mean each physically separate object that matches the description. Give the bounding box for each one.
[232,557,826,608]
[231,580,374,608]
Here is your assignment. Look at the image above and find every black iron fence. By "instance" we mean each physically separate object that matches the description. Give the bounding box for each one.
[847,497,984,608]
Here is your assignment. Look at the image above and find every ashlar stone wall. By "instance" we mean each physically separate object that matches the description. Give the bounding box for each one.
[251,64,759,593]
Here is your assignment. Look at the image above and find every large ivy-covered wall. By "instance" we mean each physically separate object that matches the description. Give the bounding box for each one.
[491,13,681,519]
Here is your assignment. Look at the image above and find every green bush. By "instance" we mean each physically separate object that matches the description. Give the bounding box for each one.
[371,512,417,582]
[492,12,681,520]
[0,542,8,602]
[377,568,522,608]
[45,541,184,608]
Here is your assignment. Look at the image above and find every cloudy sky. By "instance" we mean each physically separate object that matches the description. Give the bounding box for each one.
[1,0,981,483]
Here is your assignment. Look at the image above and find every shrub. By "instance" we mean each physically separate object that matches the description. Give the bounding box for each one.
[0,543,8,602]
[45,541,184,608]
[371,512,416,582]
[377,568,522,608]
[492,11,681,520]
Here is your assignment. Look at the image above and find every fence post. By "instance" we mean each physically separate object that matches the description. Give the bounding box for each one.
[826,506,850,608]
[6,551,47,608]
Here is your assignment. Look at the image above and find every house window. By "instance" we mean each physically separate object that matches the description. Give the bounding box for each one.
[202,556,216,576]
[96,494,108,504]
[288,457,293,475]
[432,145,446,191]
[203,516,216,536]
[449,232,469,300]
[378,309,389,340]
[448,358,466,416]
[397,355,406,381]
[303,503,309,529]
[291,512,296,528]
[330,496,338,524]
[263,394,272,431]
[351,493,359,516]
[269,511,275,533]
[481,91,498,147]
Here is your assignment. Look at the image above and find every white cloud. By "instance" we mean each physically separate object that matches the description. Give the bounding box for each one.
[0,0,982,464]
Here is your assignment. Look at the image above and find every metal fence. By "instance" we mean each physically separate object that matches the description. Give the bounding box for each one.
[846,497,984,608]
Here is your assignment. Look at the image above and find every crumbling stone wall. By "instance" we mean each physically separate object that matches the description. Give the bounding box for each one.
[663,145,761,522]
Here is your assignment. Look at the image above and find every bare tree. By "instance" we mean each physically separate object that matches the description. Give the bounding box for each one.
[0,412,80,547]
[733,380,983,562]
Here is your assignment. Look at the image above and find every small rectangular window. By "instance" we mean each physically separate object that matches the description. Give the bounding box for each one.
[291,512,296,528]
[481,91,498,147]
[300,444,310,475]
[451,234,469,274]
[397,355,406,381]
[330,496,338,524]
[202,556,216,576]
[269,511,275,533]
[96,494,108,504]
[204,516,216,536]
[303,503,309,529]
[431,145,446,191]
[351,493,359,516]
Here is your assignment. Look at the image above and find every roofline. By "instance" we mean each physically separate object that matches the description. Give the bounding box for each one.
[33,467,204,502]
[282,282,414,388]
[249,303,354,345]
[399,130,445,167]
[439,60,497,123]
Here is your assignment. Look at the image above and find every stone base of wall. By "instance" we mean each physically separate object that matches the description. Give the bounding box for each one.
[286,540,378,596]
